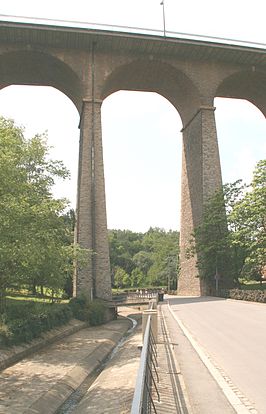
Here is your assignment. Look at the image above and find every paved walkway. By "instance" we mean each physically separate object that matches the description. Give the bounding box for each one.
[0,319,87,372]
[0,304,191,414]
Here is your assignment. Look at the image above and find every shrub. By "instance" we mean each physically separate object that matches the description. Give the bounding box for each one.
[0,301,72,347]
[86,300,107,326]
[5,300,36,320]
[0,296,108,348]
[0,319,12,346]
[69,296,88,321]
[220,289,266,303]
[69,297,107,325]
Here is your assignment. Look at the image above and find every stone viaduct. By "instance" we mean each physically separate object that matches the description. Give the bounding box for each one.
[0,19,265,298]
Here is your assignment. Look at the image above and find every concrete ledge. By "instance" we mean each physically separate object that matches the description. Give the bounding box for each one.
[26,382,74,414]
[24,318,132,414]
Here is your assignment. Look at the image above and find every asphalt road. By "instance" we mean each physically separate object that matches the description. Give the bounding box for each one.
[167,296,266,414]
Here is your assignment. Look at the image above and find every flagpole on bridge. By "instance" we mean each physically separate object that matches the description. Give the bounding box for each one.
[160,0,166,37]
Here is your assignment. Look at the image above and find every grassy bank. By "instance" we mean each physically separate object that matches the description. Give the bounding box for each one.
[0,294,108,348]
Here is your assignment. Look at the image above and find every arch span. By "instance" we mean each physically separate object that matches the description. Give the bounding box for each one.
[101,90,182,232]
[100,58,225,296]
[216,69,266,118]
[101,59,201,124]
[0,50,83,112]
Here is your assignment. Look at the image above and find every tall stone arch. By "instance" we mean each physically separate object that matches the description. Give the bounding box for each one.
[98,58,223,296]
[216,69,266,117]
[101,58,201,114]
[0,50,84,111]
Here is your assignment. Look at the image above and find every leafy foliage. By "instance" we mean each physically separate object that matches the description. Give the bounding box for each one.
[69,296,107,325]
[188,159,266,289]
[0,299,72,346]
[109,228,179,289]
[0,117,85,309]
[229,160,266,279]
[220,288,266,303]
[0,295,108,347]
[187,183,240,288]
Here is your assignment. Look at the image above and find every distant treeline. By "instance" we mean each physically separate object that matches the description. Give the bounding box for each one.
[108,227,179,289]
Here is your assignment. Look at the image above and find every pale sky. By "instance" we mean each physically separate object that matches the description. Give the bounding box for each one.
[0,1,265,232]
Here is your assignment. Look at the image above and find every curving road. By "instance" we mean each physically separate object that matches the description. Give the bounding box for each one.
[167,296,266,414]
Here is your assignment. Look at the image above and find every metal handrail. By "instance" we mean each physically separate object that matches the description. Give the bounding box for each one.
[131,311,160,414]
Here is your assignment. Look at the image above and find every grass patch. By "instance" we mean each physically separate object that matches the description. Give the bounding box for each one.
[6,295,69,304]
[7,286,67,301]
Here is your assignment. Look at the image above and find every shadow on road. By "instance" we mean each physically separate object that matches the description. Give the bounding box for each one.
[167,295,227,306]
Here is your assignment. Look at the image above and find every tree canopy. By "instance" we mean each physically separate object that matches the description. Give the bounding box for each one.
[188,159,266,290]
[228,160,266,280]
[109,227,179,289]
[0,117,78,309]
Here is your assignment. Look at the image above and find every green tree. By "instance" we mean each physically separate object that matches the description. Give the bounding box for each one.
[188,160,266,290]
[0,117,78,309]
[145,229,179,287]
[131,267,145,287]
[113,266,130,289]
[108,229,140,278]
[229,160,266,280]
[109,228,179,289]
[61,209,76,297]
[132,251,153,276]
[187,188,235,290]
